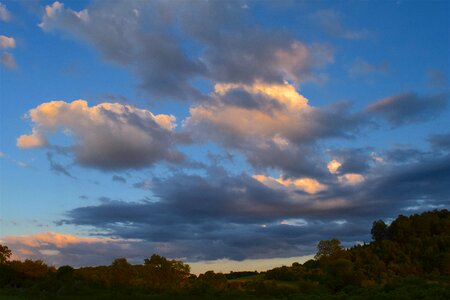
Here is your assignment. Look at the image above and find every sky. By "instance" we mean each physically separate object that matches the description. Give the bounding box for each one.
[0,0,449,274]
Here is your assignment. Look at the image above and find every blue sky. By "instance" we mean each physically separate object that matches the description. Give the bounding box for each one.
[0,0,449,272]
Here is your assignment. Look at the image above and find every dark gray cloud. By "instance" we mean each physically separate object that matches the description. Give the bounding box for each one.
[39,1,333,100]
[112,175,126,183]
[46,152,76,179]
[58,154,450,260]
[428,132,450,151]
[327,148,373,174]
[366,92,449,126]
[383,146,430,164]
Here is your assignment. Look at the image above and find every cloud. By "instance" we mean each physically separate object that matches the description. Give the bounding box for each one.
[428,132,450,151]
[17,100,182,170]
[133,179,152,190]
[53,149,450,261]
[1,232,149,267]
[112,175,127,183]
[349,58,388,76]
[366,92,449,126]
[338,173,365,185]
[327,160,341,174]
[383,146,430,164]
[46,152,76,179]
[185,82,364,177]
[327,148,373,174]
[0,2,11,22]
[253,175,327,194]
[39,1,333,100]
[17,128,47,148]
[0,35,15,48]
[426,69,448,89]
[1,52,16,69]
[310,9,369,40]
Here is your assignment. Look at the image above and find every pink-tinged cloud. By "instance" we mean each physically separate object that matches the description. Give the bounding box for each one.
[1,52,16,69]
[1,231,145,267]
[338,173,365,185]
[0,3,11,22]
[0,35,15,48]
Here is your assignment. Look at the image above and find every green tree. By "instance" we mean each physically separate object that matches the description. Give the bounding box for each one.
[371,220,388,241]
[143,254,190,289]
[315,239,342,260]
[111,258,134,286]
[0,244,12,264]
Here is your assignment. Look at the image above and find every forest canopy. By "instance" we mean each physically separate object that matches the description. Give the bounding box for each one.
[1,209,449,299]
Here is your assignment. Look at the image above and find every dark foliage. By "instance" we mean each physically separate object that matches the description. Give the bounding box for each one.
[0,210,449,298]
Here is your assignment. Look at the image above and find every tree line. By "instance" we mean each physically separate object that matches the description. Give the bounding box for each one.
[1,209,449,299]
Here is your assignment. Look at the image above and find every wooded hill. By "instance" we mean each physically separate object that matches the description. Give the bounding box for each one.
[1,209,449,299]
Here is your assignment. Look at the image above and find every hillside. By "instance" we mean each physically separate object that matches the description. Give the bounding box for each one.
[1,209,449,299]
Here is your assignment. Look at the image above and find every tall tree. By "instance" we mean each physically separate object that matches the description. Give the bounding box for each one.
[0,245,12,264]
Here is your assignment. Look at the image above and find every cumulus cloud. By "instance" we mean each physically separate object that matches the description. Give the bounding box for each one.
[185,81,364,177]
[366,92,449,126]
[38,1,333,100]
[17,100,182,170]
[0,2,11,22]
[0,35,15,48]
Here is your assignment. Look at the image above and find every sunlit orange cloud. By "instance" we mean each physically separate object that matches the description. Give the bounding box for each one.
[16,128,46,148]
[253,174,327,194]
[16,100,180,169]
[186,82,317,148]
[214,81,309,110]
[1,232,117,248]
[327,159,342,174]
[22,100,176,133]
[338,173,365,185]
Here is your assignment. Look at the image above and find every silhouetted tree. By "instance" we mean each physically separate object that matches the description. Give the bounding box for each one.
[371,220,388,241]
[0,244,12,264]
[315,239,342,260]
